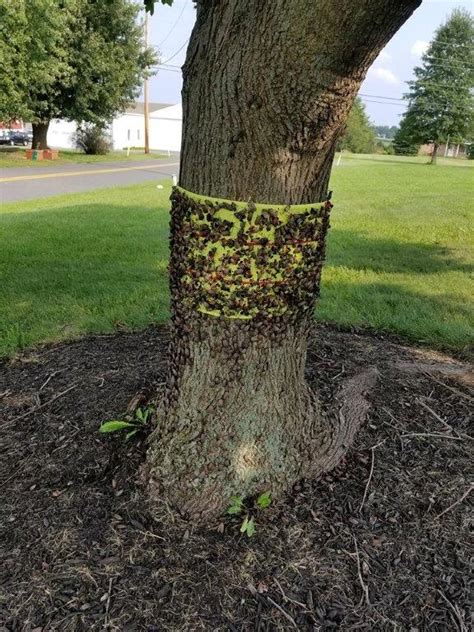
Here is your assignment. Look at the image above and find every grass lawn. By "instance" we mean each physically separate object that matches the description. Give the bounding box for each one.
[1,154,473,356]
[0,147,167,168]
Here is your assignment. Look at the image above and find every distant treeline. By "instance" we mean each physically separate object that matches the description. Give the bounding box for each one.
[337,99,400,155]
[373,125,399,139]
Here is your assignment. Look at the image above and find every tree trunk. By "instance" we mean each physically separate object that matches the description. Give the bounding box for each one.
[32,121,50,150]
[146,0,422,523]
[430,142,439,164]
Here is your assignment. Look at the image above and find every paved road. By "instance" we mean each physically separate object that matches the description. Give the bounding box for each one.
[0,156,180,203]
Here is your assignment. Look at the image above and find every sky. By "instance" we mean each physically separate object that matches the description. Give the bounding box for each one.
[146,0,473,127]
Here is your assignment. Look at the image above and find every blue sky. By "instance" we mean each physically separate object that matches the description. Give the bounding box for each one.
[147,0,472,127]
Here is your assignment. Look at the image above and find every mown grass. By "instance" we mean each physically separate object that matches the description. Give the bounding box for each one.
[0,154,472,356]
[338,151,471,169]
[0,147,166,168]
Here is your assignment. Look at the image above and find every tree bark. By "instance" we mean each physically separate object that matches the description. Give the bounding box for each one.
[32,121,50,150]
[430,142,439,164]
[147,0,422,522]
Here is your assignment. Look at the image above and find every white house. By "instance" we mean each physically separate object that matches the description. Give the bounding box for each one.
[48,119,77,149]
[47,102,182,152]
[111,102,182,152]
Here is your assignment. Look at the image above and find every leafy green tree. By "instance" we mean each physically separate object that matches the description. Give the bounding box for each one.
[63,0,155,129]
[337,98,376,153]
[24,0,78,148]
[0,3,29,122]
[399,8,474,163]
[0,0,155,148]
[393,110,422,155]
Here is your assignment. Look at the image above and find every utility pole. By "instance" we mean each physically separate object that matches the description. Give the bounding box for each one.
[144,10,150,155]
[444,135,449,157]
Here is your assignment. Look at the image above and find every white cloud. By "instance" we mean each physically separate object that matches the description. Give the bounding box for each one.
[411,40,429,57]
[368,67,400,85]
[378,49,392,62]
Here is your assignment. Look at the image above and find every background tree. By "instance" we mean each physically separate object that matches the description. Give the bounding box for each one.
[0,0,155,149]
[62,0,156,133]
[393,110,422,155]
[337,98,376,154]
[398,8,474,163]
[374,125,399,139]
[142,0,422,523]
[24,0,78,149]
[0,2,29,123]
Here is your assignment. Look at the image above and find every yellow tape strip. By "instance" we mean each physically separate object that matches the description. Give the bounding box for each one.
[174,186,326,213]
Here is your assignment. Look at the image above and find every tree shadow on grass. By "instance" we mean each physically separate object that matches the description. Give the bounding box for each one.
[1,203,472,354]
[342,155,473,168]
[318,279,473,350]
[342,156,425,167]
[4,205,470,280]
[327,228,473,275]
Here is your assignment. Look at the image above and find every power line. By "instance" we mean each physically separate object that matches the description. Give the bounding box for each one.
[423,37,473,50]
[155,58,470,77]
[161,38,190,65]
[417,57,474,71]
[151,59,471,105]
[153,49,471,74]
[156,0,189,48]
[152,65,182,73]
[404,78,474,90]
[410,50,474,70]
[360,92,464,106]
[359,92,405,102]
[362,98,406,106]
[363,98,464,114]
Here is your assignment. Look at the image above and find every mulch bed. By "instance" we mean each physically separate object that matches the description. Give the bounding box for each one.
[0,324,472,631]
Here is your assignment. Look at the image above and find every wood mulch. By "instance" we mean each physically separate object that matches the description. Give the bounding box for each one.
[0,324,472,631]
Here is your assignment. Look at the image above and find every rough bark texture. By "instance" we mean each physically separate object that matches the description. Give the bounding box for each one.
[179,0,423,205]
[147,0,422,522]
[32,121,50,150]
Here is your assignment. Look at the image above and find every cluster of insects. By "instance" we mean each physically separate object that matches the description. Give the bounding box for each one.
[170,187,332,321]
[160,186,333,425]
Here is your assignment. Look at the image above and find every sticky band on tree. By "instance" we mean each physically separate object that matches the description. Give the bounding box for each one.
[170,186,332,319]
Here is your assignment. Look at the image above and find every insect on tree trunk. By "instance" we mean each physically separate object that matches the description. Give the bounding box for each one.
[32,121,50,150]
[146,0,422,523]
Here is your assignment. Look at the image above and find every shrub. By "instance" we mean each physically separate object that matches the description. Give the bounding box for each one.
[76,124,111,155]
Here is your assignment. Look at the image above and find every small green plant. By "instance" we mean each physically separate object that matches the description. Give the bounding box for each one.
[240,516,256,538]
[256,491,272,509]
[227,495,244,515]
[99,405,154,440]
[226,491,272,537]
